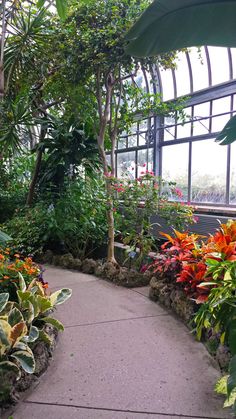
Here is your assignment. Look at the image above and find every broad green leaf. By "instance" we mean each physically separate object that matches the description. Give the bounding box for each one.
[18,273,26,292]
[41,317,64,331]
[0,319,11,348]
[14,341,29,351]
[38,329,53,346]
[22,300,35,324]
[11,349,35,374]
[28,295,40,318]
[0,293,9,313]
[0,361,20,379]
[17,290,32,303]
[10,322,27,347]
[224,388,236,408]
[50,288,72,306]
[56,0,67,20]
[8,307,24,327]
[36,295,52,313]
[216,115,236,145]
[23,326,39,343]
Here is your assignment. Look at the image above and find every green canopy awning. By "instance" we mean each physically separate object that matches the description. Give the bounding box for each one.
[126,0,236,57]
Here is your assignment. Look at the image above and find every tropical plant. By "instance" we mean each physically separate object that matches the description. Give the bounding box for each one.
[0,292,36,381]
[0,275,72,403]
[113,171,195,269]
[148,230,202,282]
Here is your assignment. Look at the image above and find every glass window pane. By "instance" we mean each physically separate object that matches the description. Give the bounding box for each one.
[191,139,227,204]
[118,137,127,149]
[106,154,111,167]
[127,135,137,148]
[164,115,176,141]
[138,132,147,146]
[162,143,189,200]
[159,68,175,101]
[137,148,154,177]
[117,152,136,179]
[189,47,209,92]
[175,52,191,96]
[193,102,210,136]
[208,47,230,85]
[230,143,236,204]
[139,119,148,131]
[211,96,231,133]
[176,107,192,139]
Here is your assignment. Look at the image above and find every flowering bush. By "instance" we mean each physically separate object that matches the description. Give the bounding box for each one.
[0,248,46,299]
[109,170,195,269]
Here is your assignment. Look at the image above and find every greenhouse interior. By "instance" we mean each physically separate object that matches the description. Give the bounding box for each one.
[1,1,236,418]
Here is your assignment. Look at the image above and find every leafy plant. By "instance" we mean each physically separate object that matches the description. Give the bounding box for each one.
[113,171,195,269]
[0,274,72,395]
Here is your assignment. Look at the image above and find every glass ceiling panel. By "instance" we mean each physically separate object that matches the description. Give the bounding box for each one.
[188,47,209,92]
[208,47,230,85]
[174,52,191,97]
[159,67,175,101]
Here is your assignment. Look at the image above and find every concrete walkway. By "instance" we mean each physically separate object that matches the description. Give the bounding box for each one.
[9,267,229,419]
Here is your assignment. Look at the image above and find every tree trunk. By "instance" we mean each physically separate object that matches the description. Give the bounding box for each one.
[98,143,117,264]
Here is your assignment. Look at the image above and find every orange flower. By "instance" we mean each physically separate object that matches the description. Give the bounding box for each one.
[14,254,20,258]
[3,275,9,279]
[0,254,5,260]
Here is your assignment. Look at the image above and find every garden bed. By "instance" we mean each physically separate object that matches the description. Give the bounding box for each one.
[0,326,58,417]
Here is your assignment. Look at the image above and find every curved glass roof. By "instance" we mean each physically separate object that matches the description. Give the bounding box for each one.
[131,47,236,101]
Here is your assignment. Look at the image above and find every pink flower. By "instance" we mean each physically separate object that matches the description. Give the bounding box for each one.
[174,187,183,198]
[143,163,146,167]
[104,171,113,178]
[140,171,145,175]
[193,216,199,223]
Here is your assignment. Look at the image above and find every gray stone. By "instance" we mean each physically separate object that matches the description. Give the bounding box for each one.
[71,258,82,270]
[81,258,98,274]
[215,344,231,370]
[59,253,74,268]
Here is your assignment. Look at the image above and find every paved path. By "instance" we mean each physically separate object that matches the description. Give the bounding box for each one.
[9,267,229,419]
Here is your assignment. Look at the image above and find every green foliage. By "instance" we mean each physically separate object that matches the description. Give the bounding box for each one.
[36,114,100,193]
[0,274,71,402]
[215,357,236,413]
[113,172,195,269]
[0,155,35,223]
[3,178,108,259]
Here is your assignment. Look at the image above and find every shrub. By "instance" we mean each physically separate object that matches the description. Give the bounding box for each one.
[3,179,108,259]
[112,171,195,269]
